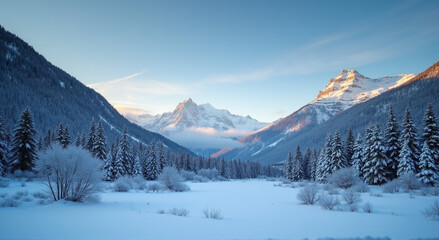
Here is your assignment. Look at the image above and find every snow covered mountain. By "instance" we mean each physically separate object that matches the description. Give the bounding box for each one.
[213,70,416,161]
[122,98,268,156]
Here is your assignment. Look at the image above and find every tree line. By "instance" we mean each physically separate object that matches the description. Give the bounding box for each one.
[0,108,281,180]
[284,104,439,186]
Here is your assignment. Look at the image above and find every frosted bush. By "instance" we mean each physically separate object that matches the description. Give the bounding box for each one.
[32,192,48,199]
[158,167,189,192]
[362,202,373,213]
[431,187,439,196]
[400,172,423,191]
[370,192,383,197]
[192,175,208,183]
[168,208,189,216]
[13,190,29,200]
[197,169,219,180]
[326,168,360,189]
[147,183,163,192]
[113,176,132,192]
[37,144,103,202]
[419,187,430,196]
[131,176,147,190]
[0,177,9,188]
[180,170,196,181]
[203,208,223,219]
[157,209,165,214]
[319,194,339,210]
[351,182,369,193]
[297,184,321,205]
[423,200,439,220]
[0,197,20,207]
[382,180,400,193]
[342,190,362,205]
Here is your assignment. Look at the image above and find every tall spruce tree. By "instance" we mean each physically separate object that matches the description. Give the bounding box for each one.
[115,127,131,177]
[316,148,327,182]
[61,125,71,148]
[422,103,439,166]
[363,125,388,185]
[345,128,355,166]
[400,108,421,170]
[93,121,107,161]
[384,106,401,180]
[86,120,96,152]
[144,140,159,180]
[362,123,375,178]
[398,139,416,177]
[0,116,9,175]
[43,129,52,149]
[304,147,312,180]
[330,131,346,172]
[158,142,165,172]
[351,134,364,178]
[10,108,37,172]
[323,134,333,175]
[292,145,304,181]
[416,141,438,186]
[55,123,64,145]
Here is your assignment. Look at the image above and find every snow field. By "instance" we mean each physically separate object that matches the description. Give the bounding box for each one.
[0,179,438,240]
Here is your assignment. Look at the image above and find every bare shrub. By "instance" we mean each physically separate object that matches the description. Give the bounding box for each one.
[13,190,29,200]
[36,145,103,202]
[342,190,362,205]
[431,187,439,196]
[197,169,219,180]
[326,168,360,189]
[423,200,439,220]
[297,184,321,205]
[158,167,189,192]
[192,175,208,183]
[32,192,48,199]
[382,180,400,194]
[319,194,339,210]
[400,172,423,191]
[168,208,189,216]
[362,202,373,213]
[419,188,430,196]
[203,208,223,219]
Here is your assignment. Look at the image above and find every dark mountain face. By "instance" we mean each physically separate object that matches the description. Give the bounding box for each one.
[216,62,439,164]
[0,25,192,154]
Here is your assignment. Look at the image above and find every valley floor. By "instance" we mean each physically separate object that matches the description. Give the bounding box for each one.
[0,180,438,240]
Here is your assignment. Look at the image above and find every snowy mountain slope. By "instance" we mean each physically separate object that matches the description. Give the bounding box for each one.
[213,69,416,161]
[0,25,193,155]
[121,98,268,155]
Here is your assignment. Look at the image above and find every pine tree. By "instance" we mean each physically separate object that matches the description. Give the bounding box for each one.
[384,106,400,180]
[86,120,96,152]
[323,134,333,175]
[345,128,355,166]
[61,125,71,148]
[55,123,64,145]
[397,139,416,177]
[422,103,439,166]
[292,145,304,181]
[81,132,86,149]
[362,123,374,178]
[132,156,142,177]
[363,125,388,185]
[330,131,346,172]
[316,148,327,182]
[416,141,438,186]
[75,134,81,147]
[284,152,293,180]
[351,134,364,178]
[304,147,312,180]
[400,108,421,171]
[10,108,37,172]
[43,129,52,149]
[104,156,115,181]
[145,140,158,180]
[115,127,131,178]
[37,137,43,151]
[92,121,107,161]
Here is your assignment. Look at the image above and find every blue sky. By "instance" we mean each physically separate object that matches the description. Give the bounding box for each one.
[1,0,438,122]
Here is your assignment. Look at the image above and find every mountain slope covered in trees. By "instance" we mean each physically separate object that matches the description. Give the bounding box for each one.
[217,62,439,164]
[0,25,192,154]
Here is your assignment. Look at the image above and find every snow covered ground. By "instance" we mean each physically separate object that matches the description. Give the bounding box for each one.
[0,179,438,240]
